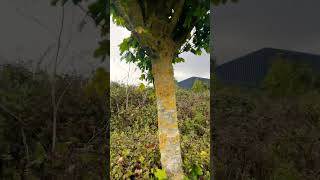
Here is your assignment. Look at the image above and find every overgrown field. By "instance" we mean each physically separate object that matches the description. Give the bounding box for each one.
[0,64,108,179]
[213,87,320,180]
[3,63,319,180]
[110,82,210,179]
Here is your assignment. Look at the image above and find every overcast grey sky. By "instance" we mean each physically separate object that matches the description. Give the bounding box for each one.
[212,0,320,65]
[0,0,106,76]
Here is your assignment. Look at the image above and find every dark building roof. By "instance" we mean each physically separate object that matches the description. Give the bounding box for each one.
[216,48,320,87]
[178,76,210,89]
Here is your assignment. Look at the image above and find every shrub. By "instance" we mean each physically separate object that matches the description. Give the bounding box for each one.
[110,83,210,179]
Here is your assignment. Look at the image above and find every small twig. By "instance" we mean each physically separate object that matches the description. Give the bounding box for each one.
[51,5,65,153]
[14,6,57,38]
[32,43,55,78]
[56,80,72,110]
[58,7,76,66]
[85,123,109,145]
[0,103,27,127]
[21,127,30,167]
[0,102,41,143]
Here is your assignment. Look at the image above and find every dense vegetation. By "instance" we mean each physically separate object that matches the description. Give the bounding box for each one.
[213,60,320,180]
[214,86,320,180]
[0,64,108,179]
[2,59,320,180]
[110,82,210,179]
[0,64,210,179]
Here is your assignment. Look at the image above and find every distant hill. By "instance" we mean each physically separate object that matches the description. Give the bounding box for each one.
[216,48,320,87]
[178,77,210,89]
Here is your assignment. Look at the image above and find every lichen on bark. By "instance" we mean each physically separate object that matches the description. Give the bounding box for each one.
[152,46,184,179]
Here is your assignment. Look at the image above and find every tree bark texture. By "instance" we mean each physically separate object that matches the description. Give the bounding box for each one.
[152,48,184,179]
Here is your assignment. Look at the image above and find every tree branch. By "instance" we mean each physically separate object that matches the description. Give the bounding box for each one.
[33,43,55,78]
[14,6,57,38]
[169,0,185,34]
[137,0,147,24]
[175,25,194,49]
[111,0,136,31]
[56,80,72,110]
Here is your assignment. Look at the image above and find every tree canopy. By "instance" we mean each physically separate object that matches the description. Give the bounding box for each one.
[110,0,210,82]
[49,0,237,82]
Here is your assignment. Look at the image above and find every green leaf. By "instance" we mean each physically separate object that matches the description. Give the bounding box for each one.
[173,57,185,64]
[119,37,130,55]
[139,74,146,81]
[138,155,145,162]
[154,168,167,180]
[93,39,109,61]
[194,164,203,175]
[121,52,135,62]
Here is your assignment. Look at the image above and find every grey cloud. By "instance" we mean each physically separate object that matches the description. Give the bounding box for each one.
[211,0,320,65]
[0,0,107,76]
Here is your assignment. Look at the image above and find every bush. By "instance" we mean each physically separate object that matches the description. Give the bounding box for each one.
[0,64,108,179]
[110,84,210,179]
[213,86,320,180]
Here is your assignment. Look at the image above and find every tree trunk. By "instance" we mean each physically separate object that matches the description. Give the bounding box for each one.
[151,49,184,179]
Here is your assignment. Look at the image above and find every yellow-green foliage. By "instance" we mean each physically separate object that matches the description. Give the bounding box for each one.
[192,79,209,93]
